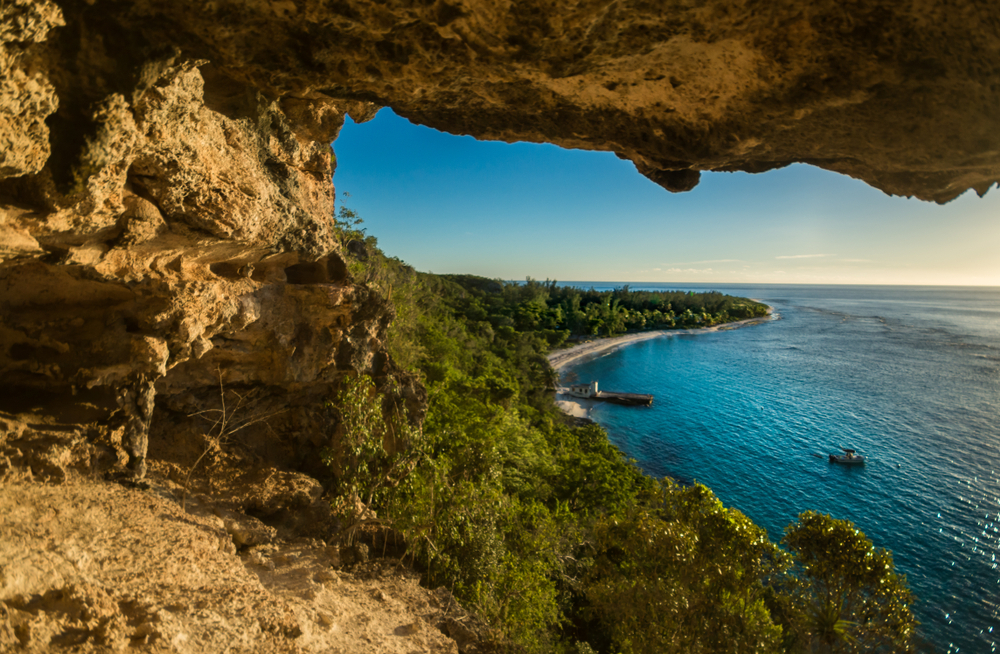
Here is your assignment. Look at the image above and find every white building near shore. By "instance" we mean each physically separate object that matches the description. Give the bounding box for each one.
[566,381,598,398]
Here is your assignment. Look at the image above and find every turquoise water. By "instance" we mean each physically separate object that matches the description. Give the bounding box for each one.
[560,284,1000,653]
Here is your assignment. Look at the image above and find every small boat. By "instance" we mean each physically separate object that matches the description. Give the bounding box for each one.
[829,448,866,465]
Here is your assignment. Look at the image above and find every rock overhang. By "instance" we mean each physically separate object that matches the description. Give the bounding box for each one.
[89,0,999,203]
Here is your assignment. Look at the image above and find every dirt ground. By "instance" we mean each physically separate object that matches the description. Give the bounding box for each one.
[0,418,480,653]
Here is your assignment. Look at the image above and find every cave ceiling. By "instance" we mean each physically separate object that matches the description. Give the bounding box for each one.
[47,0,1000,201]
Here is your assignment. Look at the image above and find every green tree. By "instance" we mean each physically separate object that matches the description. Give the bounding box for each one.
[779,511,916,653]
[321,375,422,532]
[319,211,875,654]
[584,482,784,654]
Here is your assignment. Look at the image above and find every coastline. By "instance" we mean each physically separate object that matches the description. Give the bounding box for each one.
[548,305,774,419]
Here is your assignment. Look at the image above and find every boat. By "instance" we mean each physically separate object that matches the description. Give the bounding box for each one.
[829,448,866,465]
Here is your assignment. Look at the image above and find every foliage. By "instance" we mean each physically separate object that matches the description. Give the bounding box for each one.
[776,511,917,653]
[440,276,771,340]
[585,481,785,654]
[333,201,426,370]
[320,374,422,536]
[323,207,914,654]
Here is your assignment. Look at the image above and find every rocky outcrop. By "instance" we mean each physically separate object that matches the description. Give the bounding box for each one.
[0,479,466,653]
[2,4,437,647]
[0,0,62,179]
[1,0,423,484]
[8,0,998,204]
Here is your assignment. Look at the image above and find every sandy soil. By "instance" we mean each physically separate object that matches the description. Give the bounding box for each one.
[0,412,484,654]
[0,475,474,654]
[548,308,774,420]
[553,396,600,420]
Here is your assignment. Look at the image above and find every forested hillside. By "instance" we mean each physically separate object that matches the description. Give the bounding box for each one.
[442,274,770,341]
[327,211,916,654]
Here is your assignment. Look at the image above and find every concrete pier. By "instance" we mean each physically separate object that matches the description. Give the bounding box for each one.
[595,391,653,406]
[564,381,653,406]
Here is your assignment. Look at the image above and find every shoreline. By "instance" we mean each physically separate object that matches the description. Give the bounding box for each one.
[549,305,774,419]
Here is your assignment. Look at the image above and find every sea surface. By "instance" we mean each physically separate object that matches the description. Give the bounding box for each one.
[559,284,999,653]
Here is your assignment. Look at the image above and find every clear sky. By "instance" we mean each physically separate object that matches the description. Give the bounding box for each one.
[332,109,1000,286]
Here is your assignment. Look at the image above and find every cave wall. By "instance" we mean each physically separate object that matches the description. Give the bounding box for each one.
[0,0,420,481]
[1,0,998,479]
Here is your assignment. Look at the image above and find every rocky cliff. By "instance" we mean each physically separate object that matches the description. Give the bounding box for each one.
[1,0,998,651]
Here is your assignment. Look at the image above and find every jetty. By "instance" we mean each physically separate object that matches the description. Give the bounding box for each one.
[564,381,653,406]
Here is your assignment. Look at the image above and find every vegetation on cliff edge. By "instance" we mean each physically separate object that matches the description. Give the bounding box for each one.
[324,207,916,654]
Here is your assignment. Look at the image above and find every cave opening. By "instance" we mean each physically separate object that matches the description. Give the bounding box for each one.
[331,110,1000,287]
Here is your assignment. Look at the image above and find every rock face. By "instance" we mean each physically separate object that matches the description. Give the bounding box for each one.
[9,0,998,202]
[2,5,437,647]
[0,480,465,653]
[1,0,425,484]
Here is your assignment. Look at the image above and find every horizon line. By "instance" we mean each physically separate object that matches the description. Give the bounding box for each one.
[490,279,1000,289]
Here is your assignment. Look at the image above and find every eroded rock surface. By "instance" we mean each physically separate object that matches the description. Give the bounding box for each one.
[0,5,421,480]
[10,0,999,203]
[2,5,434,648]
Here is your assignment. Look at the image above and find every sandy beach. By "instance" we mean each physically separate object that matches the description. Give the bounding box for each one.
[549,306,774,419]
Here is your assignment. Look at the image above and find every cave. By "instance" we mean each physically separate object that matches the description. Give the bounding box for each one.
[1,0,997,651]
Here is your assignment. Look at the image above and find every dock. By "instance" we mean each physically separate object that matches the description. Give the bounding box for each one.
[595,391,653,406]
[563,381,653,406]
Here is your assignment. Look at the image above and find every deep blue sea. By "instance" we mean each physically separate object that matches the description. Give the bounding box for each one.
[558,284,999,653]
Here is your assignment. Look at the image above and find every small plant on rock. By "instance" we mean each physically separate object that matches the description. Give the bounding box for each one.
[322,374,424,544]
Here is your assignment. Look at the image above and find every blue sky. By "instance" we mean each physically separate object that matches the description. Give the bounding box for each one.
[332,110,1000,286]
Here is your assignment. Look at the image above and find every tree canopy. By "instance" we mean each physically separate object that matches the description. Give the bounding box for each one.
[321,218,916,653]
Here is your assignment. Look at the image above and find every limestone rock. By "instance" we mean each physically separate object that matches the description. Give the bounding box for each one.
[0,0,63,180]
[28,0,997,202]
[0,14,422,482]
[0,480,461,653]
[215,508,277,549]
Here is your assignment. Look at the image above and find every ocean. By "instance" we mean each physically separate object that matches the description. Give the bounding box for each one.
[558,283,999,653]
